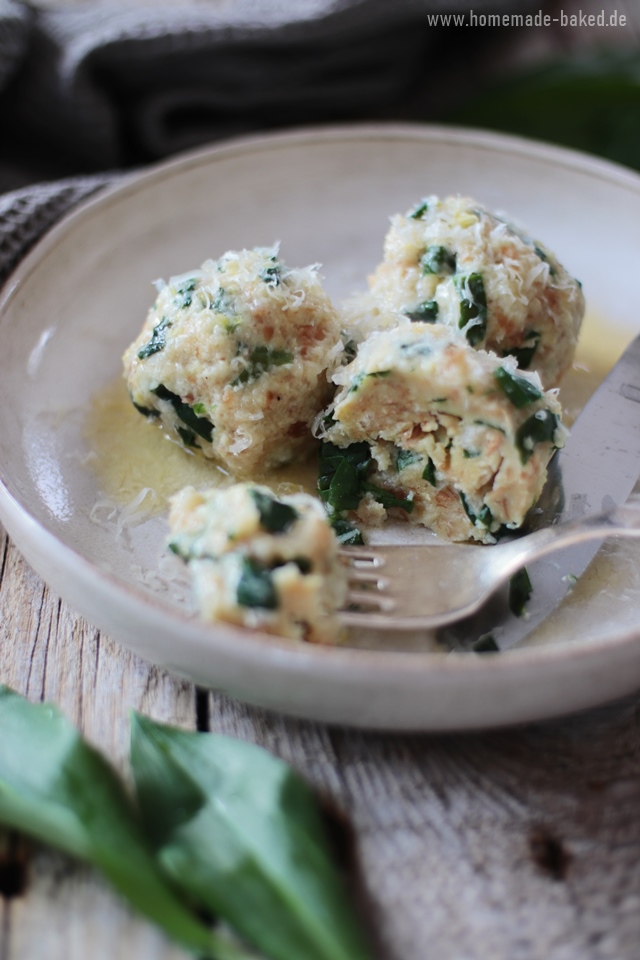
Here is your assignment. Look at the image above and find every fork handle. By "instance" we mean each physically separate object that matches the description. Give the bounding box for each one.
[486,502,640,585]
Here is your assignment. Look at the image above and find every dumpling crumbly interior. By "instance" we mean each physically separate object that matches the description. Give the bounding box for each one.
[123,246,343,475]
[318,323,566,544]
[341,194,584,389]
[168,483,348,643]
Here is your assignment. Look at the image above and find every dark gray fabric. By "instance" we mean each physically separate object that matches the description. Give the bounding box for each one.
[0,0,30,88]
[0,0,536,190]
[0,0,542,283]
[0,173,117,287]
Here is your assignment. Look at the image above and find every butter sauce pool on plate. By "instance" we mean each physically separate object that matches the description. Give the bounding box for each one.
[81,307,638,652]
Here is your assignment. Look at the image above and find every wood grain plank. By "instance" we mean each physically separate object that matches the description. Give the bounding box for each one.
[0,535,196,756]
[0,526,197,960]
[9,851,189,960]
[207,690,640,960]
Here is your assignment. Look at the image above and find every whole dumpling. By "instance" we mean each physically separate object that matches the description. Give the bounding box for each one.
[123,246,342,475]
[341,195,585,389]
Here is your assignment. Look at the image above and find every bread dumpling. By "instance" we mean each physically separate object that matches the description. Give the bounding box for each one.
[320,324,566,544]
[123,246,342,475]
[341,195,584,389]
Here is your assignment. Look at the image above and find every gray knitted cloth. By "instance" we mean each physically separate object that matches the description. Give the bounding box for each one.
[0,173,119,287]
[0,0,532,284]
[0,0,528,188]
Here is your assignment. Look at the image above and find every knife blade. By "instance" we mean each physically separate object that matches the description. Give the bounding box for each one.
[440,331,640,651]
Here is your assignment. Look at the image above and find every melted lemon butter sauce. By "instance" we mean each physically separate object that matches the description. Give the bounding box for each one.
[85,380,319,511]
[86,310,622,507]
[84,311,640,651]
[522,315,640,648]
[516,313,640,648]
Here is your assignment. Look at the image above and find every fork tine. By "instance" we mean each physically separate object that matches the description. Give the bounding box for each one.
[344,569,389,585]
[338,542,477,629]
[338,548,385,565]
[346,589,396,612]
[337,504,640,632]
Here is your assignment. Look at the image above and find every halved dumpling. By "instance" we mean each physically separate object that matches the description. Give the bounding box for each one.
[320,324,566,544]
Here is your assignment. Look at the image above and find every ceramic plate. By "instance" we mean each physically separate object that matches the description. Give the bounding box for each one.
[2,125,640,730]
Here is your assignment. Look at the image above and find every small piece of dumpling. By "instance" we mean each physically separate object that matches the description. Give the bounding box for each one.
[168,483,347,643]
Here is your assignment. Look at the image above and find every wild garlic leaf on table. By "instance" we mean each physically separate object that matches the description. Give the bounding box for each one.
[0,686,257,960]
[130,713,373,960]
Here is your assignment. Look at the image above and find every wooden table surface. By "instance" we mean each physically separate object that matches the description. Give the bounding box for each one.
[2,521,640,960]
[2,1,640,958]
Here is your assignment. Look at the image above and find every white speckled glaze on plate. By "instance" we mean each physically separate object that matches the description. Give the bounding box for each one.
[2,125,640,730]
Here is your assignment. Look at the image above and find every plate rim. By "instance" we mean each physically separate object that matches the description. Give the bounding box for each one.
[5,120,640,305]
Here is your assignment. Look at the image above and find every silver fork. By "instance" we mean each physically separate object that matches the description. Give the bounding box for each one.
[339,502,640,630]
